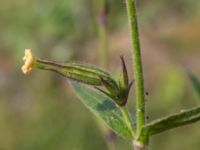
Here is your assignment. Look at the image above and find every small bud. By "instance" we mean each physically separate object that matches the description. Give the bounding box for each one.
[117,56,133,106]
[21,49,35,74]
[96,56,133,107]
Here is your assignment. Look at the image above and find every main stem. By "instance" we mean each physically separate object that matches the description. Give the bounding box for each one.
[125,0,145,135]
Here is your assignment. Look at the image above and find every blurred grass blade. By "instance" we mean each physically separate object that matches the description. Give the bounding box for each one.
[187,72,200,102]
[70,81,133,139]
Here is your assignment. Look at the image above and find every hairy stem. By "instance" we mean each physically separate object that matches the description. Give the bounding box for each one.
[125,0,145,134]
[120,106,135,138]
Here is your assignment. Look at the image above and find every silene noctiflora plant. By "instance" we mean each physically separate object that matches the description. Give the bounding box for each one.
[22,1,200,150]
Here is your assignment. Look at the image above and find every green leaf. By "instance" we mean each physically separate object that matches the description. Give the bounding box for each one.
[70,81,133,139]
[138,105,200,144]
[187,72,200,102]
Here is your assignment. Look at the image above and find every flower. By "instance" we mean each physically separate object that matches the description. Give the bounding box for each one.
[21,49,35,74]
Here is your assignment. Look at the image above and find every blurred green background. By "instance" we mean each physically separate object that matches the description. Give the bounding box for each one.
[1,0,200,149]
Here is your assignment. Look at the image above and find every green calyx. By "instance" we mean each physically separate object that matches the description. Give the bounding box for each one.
[31,54,132,107]
[96,56,133,106]
[34,59,114,86]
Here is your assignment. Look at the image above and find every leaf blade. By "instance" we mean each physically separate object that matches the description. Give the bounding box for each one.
[70,81,133,139]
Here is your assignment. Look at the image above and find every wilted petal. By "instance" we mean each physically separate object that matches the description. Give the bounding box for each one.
[21,49,35,74]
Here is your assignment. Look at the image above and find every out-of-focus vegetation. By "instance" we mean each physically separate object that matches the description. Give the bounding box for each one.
[0,0,200,149]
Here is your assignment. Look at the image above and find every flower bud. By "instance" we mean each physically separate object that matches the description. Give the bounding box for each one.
[96,56,133,106]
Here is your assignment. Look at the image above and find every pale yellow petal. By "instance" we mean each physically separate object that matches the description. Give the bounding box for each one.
[21,49,35,74]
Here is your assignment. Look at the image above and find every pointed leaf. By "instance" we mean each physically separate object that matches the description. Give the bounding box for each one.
[70,81,133,139]
[138,105,200,144]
